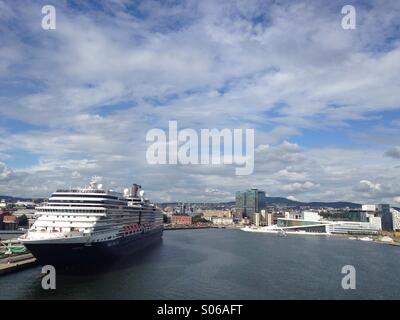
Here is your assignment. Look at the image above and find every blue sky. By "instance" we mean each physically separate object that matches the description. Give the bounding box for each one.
[1,0,400,204]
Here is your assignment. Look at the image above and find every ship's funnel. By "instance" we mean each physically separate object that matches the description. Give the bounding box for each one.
[132,184,141,197]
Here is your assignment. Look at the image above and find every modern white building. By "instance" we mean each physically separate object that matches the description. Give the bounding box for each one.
[0,200,9,209]
[275,210,381,235]
[361,203,393,231]
[391,208,400,231]
[212,217,234,225]
[266,213,273,226]
[15,201,35,208]
[362,204,377,212]
[327,221,380,235]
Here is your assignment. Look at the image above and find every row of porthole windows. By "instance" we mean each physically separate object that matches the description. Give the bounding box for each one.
[49,221,92,226]
[38,227,89,231]
[42,215,95,219]
[95,235,115,242]
[49,200,125,205]
[39,209,105,213]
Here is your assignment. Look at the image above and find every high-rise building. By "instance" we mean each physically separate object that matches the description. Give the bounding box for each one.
[235,192,246,217]
[378,204,393,231]
[361,203,393,231]
[266,213,273,226]
[391,208,400,231]
[235,188,266,222]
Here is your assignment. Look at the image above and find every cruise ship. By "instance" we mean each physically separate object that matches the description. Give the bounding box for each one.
[19,177,163,264]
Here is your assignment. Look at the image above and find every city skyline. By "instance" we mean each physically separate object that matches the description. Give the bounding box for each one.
[1,0,400,205]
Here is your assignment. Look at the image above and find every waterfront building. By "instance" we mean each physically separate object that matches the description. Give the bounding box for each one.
[367,216,382,230]
[362,204,377,212]
[212,217,234,225]
[171,214,193,225]
[391,208,400,231]
[235,188,266,222]
[202,209,232,219]
[235,192,246,216]
[266,213,273,226]
[0,200,13,211]
[15,201,35,209]
[377,204,393,231]
[13,208,36,228]
[326,221,381,235]
[275,210,381,235]
[259,209,273,226]
[0,200,7,209]
[361,203,393,231]
[289,210,320,221]
[2,215,17,231]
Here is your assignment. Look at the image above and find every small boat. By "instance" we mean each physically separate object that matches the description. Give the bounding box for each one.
[277,229,287,237]
[0,241,27,255]
[379,236,393,243]
[359,236,373,242]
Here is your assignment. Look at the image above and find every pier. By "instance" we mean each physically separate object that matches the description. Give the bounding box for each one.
[164,225,219,231]
[0,230,25,241]
[0,253,37,276]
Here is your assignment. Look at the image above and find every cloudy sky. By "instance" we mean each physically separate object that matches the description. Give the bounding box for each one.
[0,0,400,204]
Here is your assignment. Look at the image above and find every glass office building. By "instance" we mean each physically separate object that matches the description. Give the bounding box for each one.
[378,204,393,231]
[235,189,266,221]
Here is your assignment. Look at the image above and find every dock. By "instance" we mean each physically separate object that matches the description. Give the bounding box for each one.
[0,230,26,241]
[0,253,38,276]
[164,225,219,231]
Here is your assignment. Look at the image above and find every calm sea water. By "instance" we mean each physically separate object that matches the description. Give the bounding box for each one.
[0,229,399,299]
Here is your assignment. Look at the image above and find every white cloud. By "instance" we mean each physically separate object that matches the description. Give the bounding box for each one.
[281,181,319,193]
[0,162,14,181]
[393,196,400,204]
[359,180,382,192]
[273,169,306,181]
[0,0,400,204]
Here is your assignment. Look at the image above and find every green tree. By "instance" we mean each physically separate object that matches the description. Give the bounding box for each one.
[17,214,29,227]
[192,214,209,223]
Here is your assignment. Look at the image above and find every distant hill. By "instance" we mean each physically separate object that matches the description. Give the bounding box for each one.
[0,195,46,202]
[305,201,361,209]
[0,195,30,202]
[158,197,361,209]
[266,197,361,208]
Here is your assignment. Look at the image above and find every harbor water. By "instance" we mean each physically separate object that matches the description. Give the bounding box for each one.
[0,228,399,299]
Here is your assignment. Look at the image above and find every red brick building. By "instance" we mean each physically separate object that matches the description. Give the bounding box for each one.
[1,214,17,230]
[171,214,192,225]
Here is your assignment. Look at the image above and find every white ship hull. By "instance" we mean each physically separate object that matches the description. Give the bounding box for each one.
[241,226,329,236]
